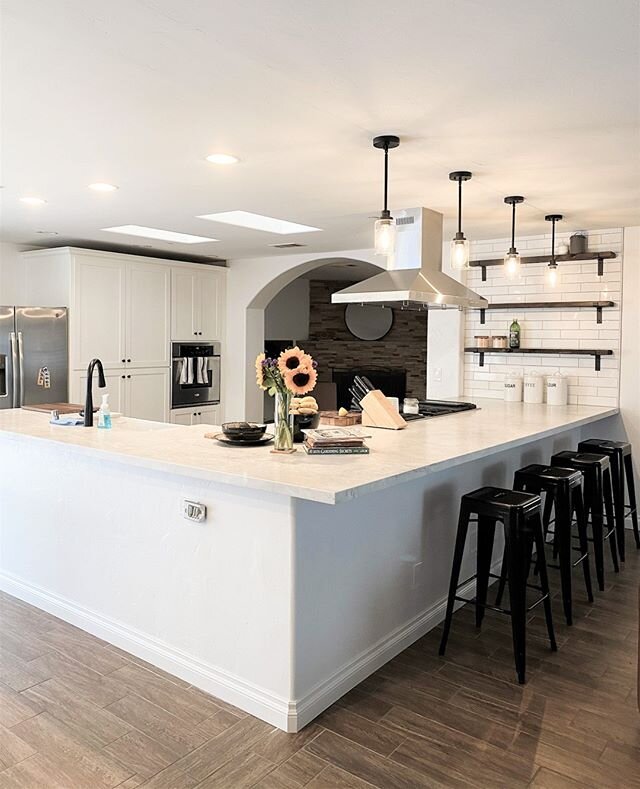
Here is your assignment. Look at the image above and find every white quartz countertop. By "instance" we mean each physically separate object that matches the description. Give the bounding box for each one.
[0,401,618,504]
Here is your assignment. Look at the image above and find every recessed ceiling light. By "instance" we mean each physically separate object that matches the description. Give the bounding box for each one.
[36,230,59,235]
[102,225,218,244]
[89,182,119,192]
[197,210,322,235]
[20,196,47,205]
[205,153,240,165]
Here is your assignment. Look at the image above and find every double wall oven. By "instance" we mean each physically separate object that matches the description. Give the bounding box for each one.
[171,341,221,409]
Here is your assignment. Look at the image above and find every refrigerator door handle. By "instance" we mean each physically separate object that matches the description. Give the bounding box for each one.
[17,331,24,407]
[10,332,18,408]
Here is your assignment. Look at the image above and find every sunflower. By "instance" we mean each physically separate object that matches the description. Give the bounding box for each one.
[277,346,312,377]
[255,353,267,390]
[284,365,317,396]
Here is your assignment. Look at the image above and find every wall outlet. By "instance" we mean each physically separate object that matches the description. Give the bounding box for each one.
[183,499,206,522]
[433,367,442,382]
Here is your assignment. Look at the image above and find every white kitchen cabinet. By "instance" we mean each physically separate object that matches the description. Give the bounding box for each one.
[126,262,171,368]
[169,409,194,426]
[71,256,126,370]
[71,368,169,422]
[199,269,224,340]
[171,267,225,340]
[71,369,127,415]
[171,269,198,340]
[127,368,170,422]
[70,252,170,371]
[170,404,221,426]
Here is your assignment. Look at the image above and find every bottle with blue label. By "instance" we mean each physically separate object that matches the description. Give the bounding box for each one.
[97,393,112,429]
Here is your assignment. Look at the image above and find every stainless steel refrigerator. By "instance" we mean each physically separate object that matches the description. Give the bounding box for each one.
[0,307,68,409]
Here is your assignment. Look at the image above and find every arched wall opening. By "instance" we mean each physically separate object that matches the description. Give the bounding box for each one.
[224,249,384,421]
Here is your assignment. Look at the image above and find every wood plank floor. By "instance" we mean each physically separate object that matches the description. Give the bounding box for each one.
[0,534,638,788]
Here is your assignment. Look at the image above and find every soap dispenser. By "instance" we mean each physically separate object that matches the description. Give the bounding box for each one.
[97,393,112,430]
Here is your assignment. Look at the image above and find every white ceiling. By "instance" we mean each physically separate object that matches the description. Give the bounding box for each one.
[1,0,639,261]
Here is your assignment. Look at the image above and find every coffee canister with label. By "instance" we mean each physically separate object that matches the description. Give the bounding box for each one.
[546,373,568,406]
[523,372,544,404]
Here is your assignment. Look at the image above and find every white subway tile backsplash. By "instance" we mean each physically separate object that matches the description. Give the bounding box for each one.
[464,229,621,407]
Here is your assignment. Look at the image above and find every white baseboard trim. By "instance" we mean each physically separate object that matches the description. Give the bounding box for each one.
[0,570,292,730]
[292,559,502,730]
[0,563,499,733]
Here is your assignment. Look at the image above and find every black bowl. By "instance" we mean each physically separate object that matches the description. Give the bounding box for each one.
[293,412,321,443]
[222,422,267,441]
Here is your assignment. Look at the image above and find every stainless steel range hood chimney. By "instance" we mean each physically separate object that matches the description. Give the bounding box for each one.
[332,207,487,310]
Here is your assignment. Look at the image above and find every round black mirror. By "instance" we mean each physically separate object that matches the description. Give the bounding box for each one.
[344,304,394,341]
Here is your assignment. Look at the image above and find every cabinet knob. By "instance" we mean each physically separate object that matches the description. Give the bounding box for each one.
[127,375,131,379]
[121,359,125,363]
[127,359,131,363]
[193,332,197,336]
[198,332,203,336]
[121,375,125,379]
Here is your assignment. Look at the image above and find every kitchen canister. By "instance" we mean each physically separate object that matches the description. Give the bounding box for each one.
[546,373,568,406]
[523,372,544,404]
[503,373,523,402]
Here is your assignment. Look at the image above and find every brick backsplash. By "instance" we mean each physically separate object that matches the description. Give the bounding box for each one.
[463,228,622,407]
[303,280,428,398]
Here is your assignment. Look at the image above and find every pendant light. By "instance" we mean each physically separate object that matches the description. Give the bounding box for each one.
[372,135,400,256]
[503,195,524,279]
[449,171,472,270]
[545,214,563,288]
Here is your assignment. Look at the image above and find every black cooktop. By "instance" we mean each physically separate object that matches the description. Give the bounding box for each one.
[403,400,477,421]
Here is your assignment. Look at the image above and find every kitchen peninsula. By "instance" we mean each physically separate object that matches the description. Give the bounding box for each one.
[0,400,619,732]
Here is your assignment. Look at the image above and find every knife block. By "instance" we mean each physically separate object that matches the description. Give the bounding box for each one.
[360,390,407,430]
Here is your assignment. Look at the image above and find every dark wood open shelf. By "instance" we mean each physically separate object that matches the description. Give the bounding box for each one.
[469,251,616,281]
[464,347,613,371]
[476,300,615,325]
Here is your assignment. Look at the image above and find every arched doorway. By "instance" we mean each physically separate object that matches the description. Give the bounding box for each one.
[231,253,384,421]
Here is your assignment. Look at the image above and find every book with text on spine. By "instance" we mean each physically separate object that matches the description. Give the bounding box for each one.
[303,443,369,455]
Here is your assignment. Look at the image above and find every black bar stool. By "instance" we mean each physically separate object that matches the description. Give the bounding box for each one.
[439,487,557,684]
[510,464,593,625]
[578,439,640,561]
[550,451,618,591]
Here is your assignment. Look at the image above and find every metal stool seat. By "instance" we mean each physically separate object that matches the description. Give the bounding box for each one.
[550,451,618,591]
[578,439,639,560]
[439,486,557,684]
[504,464,593,625]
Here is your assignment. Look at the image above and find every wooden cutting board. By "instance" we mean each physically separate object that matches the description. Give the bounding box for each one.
[22,403,89,414]
[319,410,362,426]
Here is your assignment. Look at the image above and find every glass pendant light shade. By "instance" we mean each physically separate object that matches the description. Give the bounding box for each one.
[372,135,400,258]
[546,262,558,287]
[504,248,521,279]
[449,171,472,270]
[450,234,470,270]
[503,196,524,279]
[374,216,396,256]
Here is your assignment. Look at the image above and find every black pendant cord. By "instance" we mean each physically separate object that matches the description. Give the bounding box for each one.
[457,178,463,235]
[382,143,390,218]
[545,214,563,266]
[510,201,516,250]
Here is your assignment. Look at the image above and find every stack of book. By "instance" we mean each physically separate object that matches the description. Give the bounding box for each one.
[302,428,369,455]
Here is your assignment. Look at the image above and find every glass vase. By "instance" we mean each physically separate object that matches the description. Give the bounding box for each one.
[273,391,295,452]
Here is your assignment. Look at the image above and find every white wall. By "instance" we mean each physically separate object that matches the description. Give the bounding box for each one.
[463,229,622,407]
[618,226,639,487]
[264,278,310,341]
